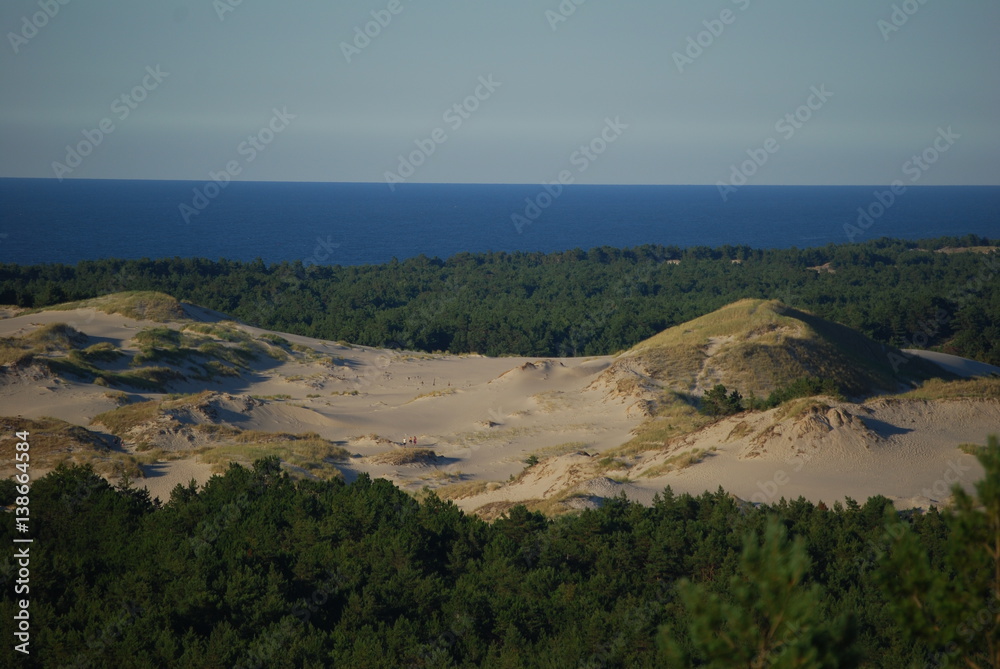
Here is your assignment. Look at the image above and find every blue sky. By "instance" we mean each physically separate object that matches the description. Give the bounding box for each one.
[1,0,997,185]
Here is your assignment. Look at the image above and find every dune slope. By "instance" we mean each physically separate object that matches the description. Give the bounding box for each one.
[0,293,995,514]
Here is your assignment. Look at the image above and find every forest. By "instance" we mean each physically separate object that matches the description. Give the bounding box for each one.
[0,437,997,668]
[2,235,999,666]
[1,234,998,365]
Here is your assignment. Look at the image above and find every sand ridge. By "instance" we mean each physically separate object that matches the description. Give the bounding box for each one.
[1,304,997,513]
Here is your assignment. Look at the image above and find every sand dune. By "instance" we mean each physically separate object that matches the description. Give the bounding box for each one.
[1,302,997,512]
[903,349,1000,378]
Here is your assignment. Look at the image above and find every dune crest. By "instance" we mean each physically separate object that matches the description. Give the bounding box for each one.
[0,294,996,512]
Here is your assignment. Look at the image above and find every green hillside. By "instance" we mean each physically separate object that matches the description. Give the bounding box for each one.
[624,298,949,398]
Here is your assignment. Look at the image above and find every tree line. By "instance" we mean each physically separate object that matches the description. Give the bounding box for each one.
[1,235,997,364]
[1,436,997,667]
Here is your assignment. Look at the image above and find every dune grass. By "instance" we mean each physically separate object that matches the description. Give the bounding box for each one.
[89,392,349,478]
[103,390,132,405]
[91,392,215,434]
[528,442,590,460]
[0,320,252,391]
[41,291,186,322]
[1,415,111,458]
[132,325,277,374]
[608,299,954,454]
[194,425,330,446]
[640,448,710,478]
[1,308,291,394]
[772,397,836,423]
[531,390,573,412]
[474,488,594,520]
[71,342,125,364]
[197,439,349,478]
[0,415,148,479]
[44,356,183,391]
[625,298,944,398]
[0,322,88,365]
[897,377,1000,401]
[958,442,986,456]
[90,396,352,478]
[407,388,456,403]
[368,448,438,466]
[91,399,163,434]
[608,394,712,456]
[629,299,796,383]
[186,322,289,361]
[434,479,499,500]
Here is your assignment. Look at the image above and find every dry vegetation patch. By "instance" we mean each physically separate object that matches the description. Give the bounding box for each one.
[197,438,349,478]
[0,322,88,365]
[434,480,499,500]
[41,291,186,322]
[1,318,291,393]
[407,388,456,403]
[639,448,712,478]
[473,490,591,520]
[90,393,349,479]
[608,395,711,456]
[91,391,216,435]
[0,416,148,480]
[898,377,1000,401]
[528,442,590,460]
[368,448,438,466]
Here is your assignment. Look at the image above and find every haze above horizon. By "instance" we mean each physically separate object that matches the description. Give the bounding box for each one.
[2,1,997,186]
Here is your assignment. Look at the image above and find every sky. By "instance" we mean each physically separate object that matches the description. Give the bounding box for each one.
[1,0,998,186]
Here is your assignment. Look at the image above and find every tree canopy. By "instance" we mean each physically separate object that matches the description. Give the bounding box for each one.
[1,435,997,667]
[1,235,998,364]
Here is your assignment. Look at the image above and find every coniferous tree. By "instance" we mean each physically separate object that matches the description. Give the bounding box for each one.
[663,517,860,668]
[876,435,1000,668]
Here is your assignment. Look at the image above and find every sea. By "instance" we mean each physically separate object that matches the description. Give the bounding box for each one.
[1,179,998,267]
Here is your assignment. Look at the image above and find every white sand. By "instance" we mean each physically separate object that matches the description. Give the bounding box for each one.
[903,349,1000,378]
[1,307,997,514]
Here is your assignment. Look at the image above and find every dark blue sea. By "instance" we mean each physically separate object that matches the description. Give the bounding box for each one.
[1,179,998,266]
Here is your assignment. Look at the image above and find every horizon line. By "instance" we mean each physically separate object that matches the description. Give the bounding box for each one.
[1,177,998,188]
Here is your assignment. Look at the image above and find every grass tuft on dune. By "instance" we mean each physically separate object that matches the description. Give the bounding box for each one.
[368,448,438,466]
[41,291,187,322]
[0,415,148,480]
[896,377,1000,401]
[197,439,349,478]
